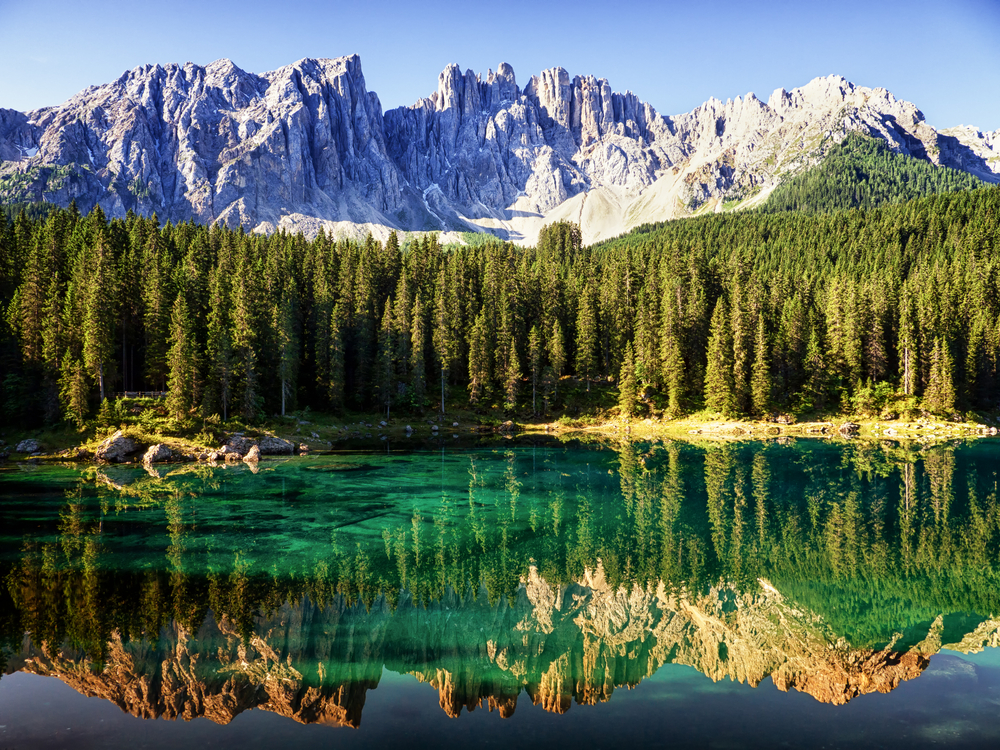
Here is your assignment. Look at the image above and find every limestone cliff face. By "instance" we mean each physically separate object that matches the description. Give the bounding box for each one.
[2,57,997,244]
[0,56,405,235]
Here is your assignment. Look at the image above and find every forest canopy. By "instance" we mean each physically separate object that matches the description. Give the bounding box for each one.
[2,185,999,429]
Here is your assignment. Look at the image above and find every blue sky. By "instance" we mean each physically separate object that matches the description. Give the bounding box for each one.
[2,0,998,130]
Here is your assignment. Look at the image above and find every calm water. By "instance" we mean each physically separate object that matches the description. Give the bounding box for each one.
[2,437,1000,749]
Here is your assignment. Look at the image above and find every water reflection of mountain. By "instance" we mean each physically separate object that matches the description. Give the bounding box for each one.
[6,564,999,726]
[4,439,1000,724]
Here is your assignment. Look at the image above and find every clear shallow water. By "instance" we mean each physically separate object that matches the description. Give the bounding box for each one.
[2,437,1000,748]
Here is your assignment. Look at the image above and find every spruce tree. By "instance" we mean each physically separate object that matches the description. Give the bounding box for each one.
[432,280,455,414]
[205,268,234,421]
[704,299,735,416]
[549,319,566,396]
[165,292,198,420]
[528,324,542,415]
[618,341,638,418]
[328,301,346,412]
[925,337,956,414]
[410,294,426,404]
[504,336,520,410]
[376,298,395,417]
[275,287,298,416]
[575,284,597,392]
[59,351,88,428]
[751,314,771,417]
[468,311,490,405]
[82,236,116,402]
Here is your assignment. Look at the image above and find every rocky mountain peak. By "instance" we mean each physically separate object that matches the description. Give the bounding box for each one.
[1,57,997,244]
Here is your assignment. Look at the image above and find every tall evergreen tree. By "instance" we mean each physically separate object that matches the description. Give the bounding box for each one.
[549,319,566,396]
[504,336,520,409]
[751,314,771,416]
[328,301,346,412]
[925,337,956,414]
[528,324,542,416]
[618,341,638,418]
[468,311,490,405]
[205,268,234,421]
[575,284,598,392]
[165,292,198,420]
[410,294,426,404]
[704,299,735,416]
[82,236,116,402]
[275,287,299,416]
[59,351,88,428]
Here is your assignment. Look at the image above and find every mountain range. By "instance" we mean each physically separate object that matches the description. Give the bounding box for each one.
[1,55,998,244]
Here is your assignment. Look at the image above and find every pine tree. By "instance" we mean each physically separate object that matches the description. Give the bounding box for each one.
[431,276,456,414]
[528,324,542,415]
[618,341,638,418]
[925,337,956,414]
[328,301,346,412]
[376,298,395,417]
[751,314,770,416]
[59,351,88,428]
[82,236,116,402]
[704,299,735,415]
[275,287,298,416]
[468,311,490,405]
[165,292,199,420]
[205,268,234,421]
[575,284,597,392]
[802,316,829,412]
[549,319,566,396]
[504,336,520,409]
[660,284,685,417]
[410,294,426,404]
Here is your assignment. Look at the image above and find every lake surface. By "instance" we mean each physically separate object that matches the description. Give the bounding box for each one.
[2,436,1000,749]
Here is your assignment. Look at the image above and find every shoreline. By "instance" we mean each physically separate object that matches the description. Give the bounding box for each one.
[3,413,998,468]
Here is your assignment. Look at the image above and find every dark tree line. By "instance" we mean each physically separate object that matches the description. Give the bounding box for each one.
[2,186,1000,427]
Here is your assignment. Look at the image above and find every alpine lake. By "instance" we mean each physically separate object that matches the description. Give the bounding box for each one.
[3,434,1000,749]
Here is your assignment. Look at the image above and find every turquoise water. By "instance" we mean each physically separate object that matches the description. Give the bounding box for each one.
[2,437,1000,748]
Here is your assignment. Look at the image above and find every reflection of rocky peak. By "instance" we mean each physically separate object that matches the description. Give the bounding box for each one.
[7,601,389,728]
[4,569,996,725]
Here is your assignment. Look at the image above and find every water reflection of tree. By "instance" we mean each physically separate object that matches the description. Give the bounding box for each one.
[4,440,1000,657]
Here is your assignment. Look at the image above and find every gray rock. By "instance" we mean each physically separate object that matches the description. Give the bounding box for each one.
[94,430,138,463]
[143,444,172,465]
[4,57,996,246]
[222,436,256,456]
[243,445,261,463]
[258,436,294,455]
[839,422,861,437]
[15,439,40,453]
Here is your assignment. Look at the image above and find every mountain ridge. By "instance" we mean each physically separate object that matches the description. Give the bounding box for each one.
[1,55,997,244]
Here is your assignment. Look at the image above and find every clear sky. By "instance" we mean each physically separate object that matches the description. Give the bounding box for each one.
[1,0,998,131]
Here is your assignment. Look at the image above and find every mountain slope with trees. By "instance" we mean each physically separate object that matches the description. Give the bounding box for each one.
[2,186,1000,434]
[760,133,984,214]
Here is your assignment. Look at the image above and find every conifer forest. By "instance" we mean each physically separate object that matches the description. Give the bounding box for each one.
[2,185,1000,429]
